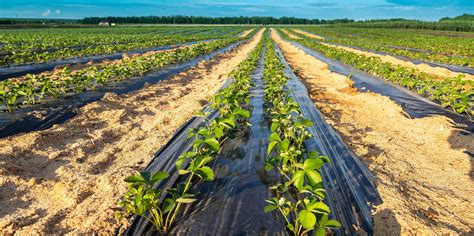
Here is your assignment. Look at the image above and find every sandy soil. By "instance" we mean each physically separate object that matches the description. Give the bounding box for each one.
[239,29,255,38]
[321,42,474,81]
[0,29,264,234]
[272,29,474,235]
[291,29,325,40]
[280,29,301,39]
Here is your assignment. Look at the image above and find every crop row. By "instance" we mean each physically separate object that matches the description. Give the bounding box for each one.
[293,26,474,67]
[262,36,340,235]
[280,29,473,116]
[117,31,265,233]
[0,27,245,65]
[0,32,254,111]
[0,27,239,53]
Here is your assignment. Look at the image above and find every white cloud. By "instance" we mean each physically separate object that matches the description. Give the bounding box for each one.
[42,9,51,16]
[55,9,61,15]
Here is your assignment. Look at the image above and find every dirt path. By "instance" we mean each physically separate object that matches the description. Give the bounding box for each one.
[239,29,255,38]
[280,29,301,39]
[272,29,474,235]
[291,29,325,40]
[320,42,474,81]
[0,29,264,235]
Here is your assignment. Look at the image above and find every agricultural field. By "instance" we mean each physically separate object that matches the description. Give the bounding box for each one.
[0,24,472,236]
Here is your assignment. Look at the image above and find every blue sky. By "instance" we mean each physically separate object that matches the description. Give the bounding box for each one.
[0,0,472,20]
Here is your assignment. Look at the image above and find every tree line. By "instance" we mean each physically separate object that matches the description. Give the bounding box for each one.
[80,16,354,25]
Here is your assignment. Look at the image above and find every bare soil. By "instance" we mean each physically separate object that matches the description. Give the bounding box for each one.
[291,29,325,40]
[272,29,474,235]
[280,29,301,39]
[321,42,474,81]
[239,29,255,38]
[0,29,263,234]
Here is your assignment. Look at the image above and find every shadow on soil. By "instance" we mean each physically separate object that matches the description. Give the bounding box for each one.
[373,209,401,235]
[447,130,474,181]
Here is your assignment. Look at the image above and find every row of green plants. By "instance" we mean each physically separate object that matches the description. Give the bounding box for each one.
[0,27,244,65]
[293,26,474,67]
[262,37,340,235]
[0,32,255,110]
[0,27,228,52]
[281,29,474,117]
[116,33,265,233]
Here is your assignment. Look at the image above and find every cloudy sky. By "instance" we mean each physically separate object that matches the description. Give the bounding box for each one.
[0,0,472,20]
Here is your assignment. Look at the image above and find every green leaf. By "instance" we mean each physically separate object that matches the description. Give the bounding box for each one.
[124,174,145,183]
[320,155,331,163]
[139,171,151,183]
[301,118,313,127]
[267,141,279,155]
[195,166,215,181]
[264,162,274,171]
[292,170,305,191]
[279,139,290,152]
[176,198,197,204]
[310,202,330,214]
[298,210,316,229]
[204,138,220,152]
[307,150,319,159]
[214,127,224,139]
[150,171,169,183]
[305,169,322,186]
[324,220,341,228]
[264,205,278,213]
[270,122,280,131]
[162,198,176,214]
[221,117,235,128]
[178,169,190,175]
[235,108,250,118]
[315,227,326,236]
[269,132,281,142]
[304,158,323,170]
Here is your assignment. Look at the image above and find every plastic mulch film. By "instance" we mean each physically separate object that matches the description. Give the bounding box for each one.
[0,41,243,138]
[274,42,382,235]
[284,38,473,132]
[0,40,211,81]
[125,46,288,235]
[322,42,474,75]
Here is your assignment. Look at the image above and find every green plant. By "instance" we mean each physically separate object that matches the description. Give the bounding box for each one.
[280,28,473,117]
[117,32,265,233]
[0,32,256,110]
[262,35,340,235]
[117,171,171,230]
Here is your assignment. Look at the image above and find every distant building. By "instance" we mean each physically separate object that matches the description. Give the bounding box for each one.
[99,21,110,26]
[111,23,116,26]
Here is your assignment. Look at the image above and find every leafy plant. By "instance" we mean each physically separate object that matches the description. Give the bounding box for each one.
[117,32,265,233]
[0,31,257,111]
[280,28,473,117]
[262,34,339,235]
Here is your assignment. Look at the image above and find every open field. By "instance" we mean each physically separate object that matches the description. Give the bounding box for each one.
[0,24,473,235]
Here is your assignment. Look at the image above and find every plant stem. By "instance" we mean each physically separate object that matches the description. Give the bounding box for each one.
[166,172,195,230]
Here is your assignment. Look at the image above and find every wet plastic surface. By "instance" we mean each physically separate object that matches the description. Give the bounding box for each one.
[0,41,243,138]
[274,42,382,235]
[126,46,287,235]
[283,38,473,132]
[0,40,210,81]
